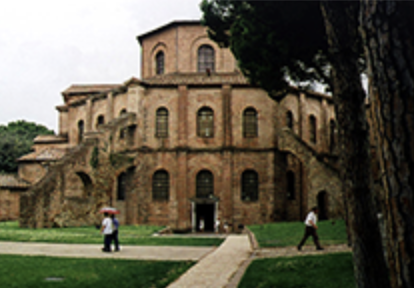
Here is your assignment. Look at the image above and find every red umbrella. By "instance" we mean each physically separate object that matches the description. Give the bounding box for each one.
[99,207,120,214]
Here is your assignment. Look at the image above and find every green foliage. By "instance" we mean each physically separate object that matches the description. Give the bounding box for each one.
[90,147,99,169]
[239,253,354,288]
[0,221,224,246]
[0,120,54,173]
[248,220,347,247]
[0,254,193,288]
[201,0,331,95]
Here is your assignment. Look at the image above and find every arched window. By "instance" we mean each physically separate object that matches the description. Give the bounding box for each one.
[243,108,258,138]
[77,120,84,143]
[241,170,259,201]
[286,111,294,129]
[156,108,168,138]
[309,115,317,144]
[196,170,214,198]
[197,107,214,138]
[117,172,126,201]
[96,115,105,128]
[155,51,165,75]
[329,119,336,152]
[119,109,127,139]
[287,171,295,200]
[152,170,169,201]
[120,109,127,116]
[198,45,215,73]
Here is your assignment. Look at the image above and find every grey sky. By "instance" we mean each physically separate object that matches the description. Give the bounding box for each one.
[0,0,202,131]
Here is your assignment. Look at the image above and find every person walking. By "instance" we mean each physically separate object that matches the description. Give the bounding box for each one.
[111,214,120,252]
[100,212,113,252]
[297,207,324,251]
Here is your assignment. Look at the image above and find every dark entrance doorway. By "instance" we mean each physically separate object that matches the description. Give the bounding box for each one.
[196,204,214,232]
[317,191,328,220]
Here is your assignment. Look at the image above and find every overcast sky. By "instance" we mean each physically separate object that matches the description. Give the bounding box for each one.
[0,0,202,132]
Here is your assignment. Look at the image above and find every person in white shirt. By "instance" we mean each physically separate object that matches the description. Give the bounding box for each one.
[297,207,324,251]
[100,213,113,252]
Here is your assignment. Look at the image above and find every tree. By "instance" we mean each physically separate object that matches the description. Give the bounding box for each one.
[0,120,54,173]
[360,1,414,287]
[201,1,390,287]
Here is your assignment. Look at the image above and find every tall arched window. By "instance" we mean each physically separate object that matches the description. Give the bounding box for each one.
[286,111,294,129]
[117,172,126,201]
[196,170,214,198]
[198,45,215,73]
[96,115,105,128]
[329,119,336,152]
[152,170,169,201]
[77,120,84,143]
[243,108,258,138]
[197,107,214,137]
[309,115,317,144]
[156,108,168,138]
[155,51,165,75]
[287,171,295,200]
[241,170,259,201]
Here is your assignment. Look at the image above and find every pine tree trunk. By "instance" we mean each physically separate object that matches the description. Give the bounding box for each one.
[360,1,414,287]
[321,2,391,287]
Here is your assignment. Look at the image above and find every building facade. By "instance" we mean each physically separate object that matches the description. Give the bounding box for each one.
[17,21,342,231]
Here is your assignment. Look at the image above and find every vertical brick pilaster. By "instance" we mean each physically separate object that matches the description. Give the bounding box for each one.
[299,93,307,139]
[106,92,114,123]
[178,85,188,147]
[176,151,189,230]
[321,99,329,153]
[222,85,232,147]
[86,99,93,133]
[221,151,233,224]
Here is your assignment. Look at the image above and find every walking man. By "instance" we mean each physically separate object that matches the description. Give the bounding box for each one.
[297,207,324,251]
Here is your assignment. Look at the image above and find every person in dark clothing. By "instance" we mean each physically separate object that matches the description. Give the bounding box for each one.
[111,214,120,252]
[297,207,324,251]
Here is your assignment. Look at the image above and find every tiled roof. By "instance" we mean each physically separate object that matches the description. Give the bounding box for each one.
[62,84,122,96]
[0,174,30,189]
[137,20,201,44]
[34,135,68,144]
[18,148,67,162]
[140,72,251,87]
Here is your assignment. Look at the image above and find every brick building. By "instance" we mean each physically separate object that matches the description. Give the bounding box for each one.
[17,21,342,231]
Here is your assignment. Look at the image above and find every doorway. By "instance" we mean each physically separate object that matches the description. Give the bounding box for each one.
[196,204,215,232]
[317,191,328,220]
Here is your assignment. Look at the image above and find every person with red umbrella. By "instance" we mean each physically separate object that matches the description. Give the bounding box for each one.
[99,207,119,252]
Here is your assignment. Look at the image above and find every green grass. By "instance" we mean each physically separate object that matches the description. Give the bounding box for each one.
[239,253,354,288]
[248,219,347,247]
[0,221,223,247]
[0,254,193,288]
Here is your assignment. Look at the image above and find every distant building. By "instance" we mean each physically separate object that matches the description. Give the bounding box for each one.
[17,21,342,231]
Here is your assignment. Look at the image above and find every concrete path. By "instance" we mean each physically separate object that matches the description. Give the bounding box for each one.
[0,241,214,261]
[167,235,252,288]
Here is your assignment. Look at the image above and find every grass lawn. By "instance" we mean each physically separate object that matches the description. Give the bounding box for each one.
[239,253,354,288]
[248,219,347,247]
[0,221,223,247]
[0,254,193,288]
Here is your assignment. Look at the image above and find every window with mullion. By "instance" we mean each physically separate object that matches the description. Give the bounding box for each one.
[152,170,169,201]
[196,170,214,198]
[241,170,258,201]
[198,45,215,73]
[197,108,214,137]
[243,108,258,138]
[156,108,168,138]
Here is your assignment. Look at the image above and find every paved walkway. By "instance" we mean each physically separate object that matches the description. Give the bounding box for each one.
[0,241,214,261]
[168,235,252,288]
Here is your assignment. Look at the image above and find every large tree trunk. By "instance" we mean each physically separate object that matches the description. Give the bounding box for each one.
[321,2,391,288]
[360,1,414,287]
